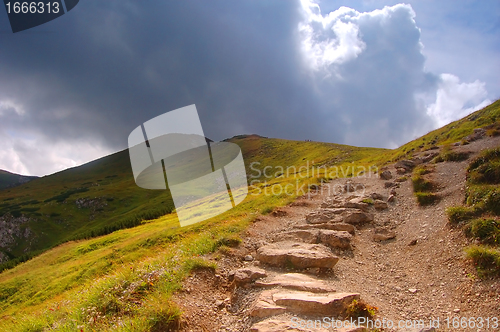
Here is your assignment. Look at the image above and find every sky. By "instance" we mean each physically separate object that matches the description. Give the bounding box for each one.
[0,0,498,176]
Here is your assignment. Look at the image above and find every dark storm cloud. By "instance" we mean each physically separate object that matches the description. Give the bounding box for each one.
[0,0,325,147]
[0,0,494,175]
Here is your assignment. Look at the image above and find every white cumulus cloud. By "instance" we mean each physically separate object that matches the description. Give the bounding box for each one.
[426,73,491,127]
[297,1,492,148]
[299,1,366,71]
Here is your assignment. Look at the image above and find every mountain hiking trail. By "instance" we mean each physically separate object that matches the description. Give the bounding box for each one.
[172,136,500,332]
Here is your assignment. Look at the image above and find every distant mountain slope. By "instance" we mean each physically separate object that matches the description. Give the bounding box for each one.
[0,136,383,267]
[0,170,38,190]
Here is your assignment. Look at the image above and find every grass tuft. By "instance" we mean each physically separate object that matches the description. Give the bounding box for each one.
[465,245,500,277]
[412,175,434,192]
[463,219,500,245]
[415,192,440,206]
[346,299,377,319]
[434,146,470,163]
[467,147,500,185]
[446,206,478,225]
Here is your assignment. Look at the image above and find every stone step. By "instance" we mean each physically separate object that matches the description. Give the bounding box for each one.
[276,229,319,244]
[256,242,339,269]
[250,318,329,332]
[273,291,360,316]
[254,273,335,293]
[321,198,371,212]
[249,290,286,318]
[294,222,356,235]
[318,230,352,249]
[250,289,359,318]
[343,211,374,225]
[306,208,373,225]
[275,229,352,249]
[305,210,344,224]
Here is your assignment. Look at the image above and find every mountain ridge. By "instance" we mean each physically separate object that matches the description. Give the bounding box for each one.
[0,169,38,191]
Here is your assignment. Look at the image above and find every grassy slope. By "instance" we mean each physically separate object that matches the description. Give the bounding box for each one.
[0,136,384,331]
[360,99,500,166]
[0,151,176,261]
[0,100,498,330]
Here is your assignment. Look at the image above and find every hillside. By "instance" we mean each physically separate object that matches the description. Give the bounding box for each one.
[0,136,382,269]
[0,100,498,331]
[0,170,37,191]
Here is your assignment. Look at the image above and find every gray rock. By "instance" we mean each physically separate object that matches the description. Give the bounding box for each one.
[370,192,384,200]
[233,267,267,285]
[394,159,416,172]
[384,181,395,188]
[249,290,286,318]
[380,170,392,180]
[373,200,388,210]
[396,167,407,174]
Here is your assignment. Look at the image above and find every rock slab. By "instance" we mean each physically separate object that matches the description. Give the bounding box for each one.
[256,242,339,269]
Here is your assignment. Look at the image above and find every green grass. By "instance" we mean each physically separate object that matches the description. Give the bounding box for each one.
[434,148,470,163]
[446,146,500,278]
[466,185,500,215]
[446,206,478,225]
[465,246,500,277]
[346,299,377,319]
[414,165,432,176]
[464,219,500,245]
[411,165,439,206]
[467,147,500,185]
[412,175,434,192]
[415,192,440,206]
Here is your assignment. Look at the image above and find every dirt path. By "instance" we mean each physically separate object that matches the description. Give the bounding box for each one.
[173,136,500,332]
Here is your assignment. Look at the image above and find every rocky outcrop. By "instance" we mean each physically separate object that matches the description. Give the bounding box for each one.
[0,214,33,259]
